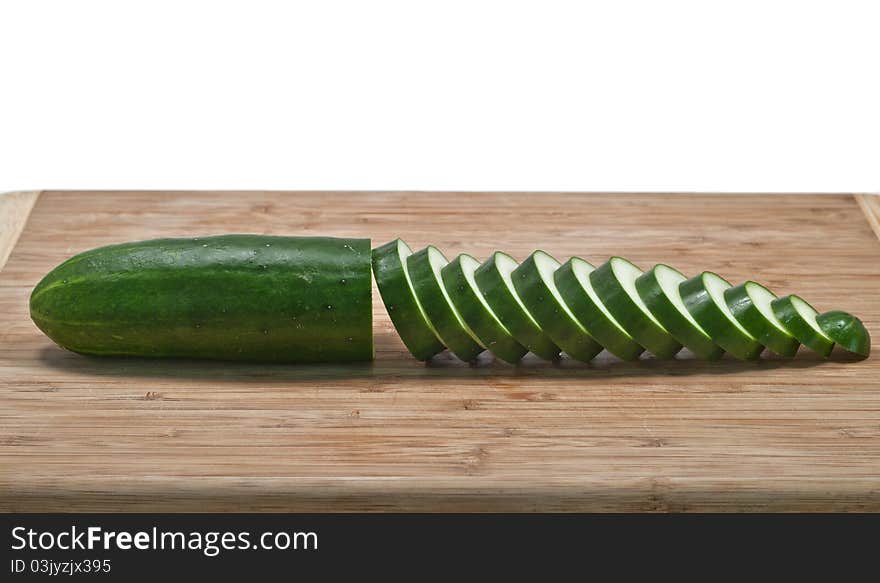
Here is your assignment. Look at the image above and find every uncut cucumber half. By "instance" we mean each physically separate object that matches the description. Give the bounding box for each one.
[590,257,682,358]
[680,272,764,360]
[771,295,835,357]
[555,257,645,361]
[30,235,373,363]
[817,310,870,357]
[372,239,445,360]
[635,264,724,360]
[407,246,485,361]
[473,252,561,361]
[725,282,799,357]
[442,254,528,364]
[512,251,603,362]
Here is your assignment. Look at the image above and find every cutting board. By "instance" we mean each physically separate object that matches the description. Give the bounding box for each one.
[2,190,879,512]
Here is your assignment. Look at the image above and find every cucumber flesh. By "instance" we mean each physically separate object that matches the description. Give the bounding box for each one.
[590,257,682,358]
[555,257,644,361]
[512,251,603,362]
[816,310,870,357]
[635,264,724,360]
[770,295,834,357]
[442,254,528,364]
[680,272,764,360]
[474,252,561,360]
[372,239,445,360]
[407,246,485,362]
[725,281,800,357]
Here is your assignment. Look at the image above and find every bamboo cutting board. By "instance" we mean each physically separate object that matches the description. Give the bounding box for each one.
[1,190,879,512]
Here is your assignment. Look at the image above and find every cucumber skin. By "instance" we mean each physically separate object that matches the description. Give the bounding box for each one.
[473,254,561,361]
[589,259,682,359]
[372,239,445,360]
[511,253,603,362]
[771,296,834,357]
[555,259,645,361]
[724,283,799,357]
[635,266,724,360]
[30,235,373,363]
[816,310,870,357]
[679,274,763,361]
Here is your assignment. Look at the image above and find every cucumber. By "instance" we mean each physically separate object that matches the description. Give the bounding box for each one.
[680,272,764,360]
[816,310,870,357]
[725,282,799,357]
[635,264,724,360]
[770,295,834,357]
[590,257,682,358]
[372,239,445,360]
[406,246,485,362]
[555,257,645,361]
[473,252,561,361]
[29,235,373,363]
[441,254,528,364]
[511,251,603,362]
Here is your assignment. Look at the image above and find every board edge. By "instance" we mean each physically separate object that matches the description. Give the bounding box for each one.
[0,190,41,273]
[854,193,880,242]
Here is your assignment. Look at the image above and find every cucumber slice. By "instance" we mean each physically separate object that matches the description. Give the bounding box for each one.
[372,239,445,360]
[816,310,871,357]
[724,282,800,357]
[512,251,603,362]
[770,295,834,357]
[680,272,764,360]
[407,246,486,361]
[590,257,682,358]
[473,252,561,360]
[635,264,724,360]
[555,257,645,361]
[441,254,528,364]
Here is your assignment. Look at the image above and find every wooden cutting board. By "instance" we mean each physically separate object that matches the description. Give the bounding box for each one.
[2,190,879,512]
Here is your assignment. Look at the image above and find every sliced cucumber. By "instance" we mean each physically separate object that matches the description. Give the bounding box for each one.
[473,252,561,360]
[512,251,603,362]
[442,254,528,364]
[407,246,485,362]
[770,295,834,357]
[724,282,799,357]
[589,257,682,358]
[680,272,764,360]
[817,310,870,357]
[635,264,724,360]
[555,257,644,361]
[372,239,445,360]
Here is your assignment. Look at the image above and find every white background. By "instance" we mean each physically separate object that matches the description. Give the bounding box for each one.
[1,0,877,192]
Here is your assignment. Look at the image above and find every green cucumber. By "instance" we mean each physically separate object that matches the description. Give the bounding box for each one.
[555,257,645,361]
[511,251,603,362]
[770,295,834,357]
[725,282,799,357]
[29,235,373,362]
[441,254,528,364]
[406,246,485,361]
[590,257,682,358]
[635,264,724,360]
[680,272,764,360]
[372,239,445,360]
[473,252,561,361]
[816,310,870,357]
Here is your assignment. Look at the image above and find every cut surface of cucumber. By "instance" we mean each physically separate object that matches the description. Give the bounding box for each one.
[635,264,724,360]
[442,254,528,364]
[407,246,485,361]
[555,257,644,361]
[371,239,445,360]
[680,272,764,360]
[816,310,870,357]
[590,257,682,358]
[512,251,603,362]
[474,252,561,360]
[770,295,834,357]
[725,281,799,357]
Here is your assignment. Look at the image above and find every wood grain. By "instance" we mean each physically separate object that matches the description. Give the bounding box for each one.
[1,191,879,512]
[0,191,40,272]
